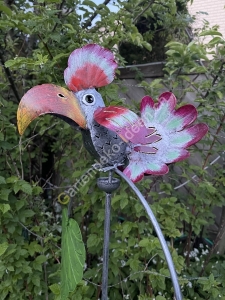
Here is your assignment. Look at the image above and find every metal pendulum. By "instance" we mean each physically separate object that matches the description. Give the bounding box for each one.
[115,168,182,300]
[97,171,120,300]
[97,168,182,300]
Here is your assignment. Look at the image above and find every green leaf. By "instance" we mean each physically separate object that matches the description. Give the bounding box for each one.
[32,255,47,271]
[82,0,98,8]
[139,238,149,247]
[23,265,32,274]
[156,296,166,300]
[51,52,69,67]
[216,91,224,100]
[200,30,223,37]
[7,266,14,271]
[87,234,98,248]
[112,194,122,205]
[6,176,18,183]
[166,49,181,56]
[142,41,152,52]
[18,209,35,222]
[0,176,6,184]
[15,200,25,211]
[49,283,61,295]
[129,258,140,271]
[63,24,76,32]
[22,209,35,218]
[7,225,15,234]
[4,59,17,68]
[165,41,183,48]
[212,287,220,298]
[0,188,10,201]
[120,197,128,209]
[27,241,43,256]
[20,183,32,195]
[0,242,8,256]
[32,275,40,287]
[51,33,61,43]
[0,141,12,149]
[61,208,85,298]
[0,4,12,16]
[209,273,214,283]
[35,255,47,264]
[32,186,42,195]
[13,182,21,194]
[0,204,10,214]
[208,37,224,46]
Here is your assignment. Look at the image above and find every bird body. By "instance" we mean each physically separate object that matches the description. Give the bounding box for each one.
[70,87,128,166]
[17,44,208,182]
[81,119,127,166]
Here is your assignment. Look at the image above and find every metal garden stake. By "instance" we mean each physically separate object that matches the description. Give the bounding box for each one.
[97,171,120,300]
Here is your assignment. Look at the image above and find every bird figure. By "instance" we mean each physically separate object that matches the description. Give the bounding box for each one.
[17,44,208,182]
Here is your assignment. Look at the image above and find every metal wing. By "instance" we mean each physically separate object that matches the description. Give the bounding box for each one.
[94,93,208,182]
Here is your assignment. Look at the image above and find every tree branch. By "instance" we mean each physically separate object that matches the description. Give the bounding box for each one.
[52,0,66,33]
[82,0,111,29]
[199,215,225,276]
[0,52,20,102]
[133,0,156,24]
[202,113,225,169]
[38,34,54,60]
[204,61,225,100]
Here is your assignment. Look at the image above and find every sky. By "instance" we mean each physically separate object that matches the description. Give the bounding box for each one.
[77,0,119,22]
[91,0,118,12]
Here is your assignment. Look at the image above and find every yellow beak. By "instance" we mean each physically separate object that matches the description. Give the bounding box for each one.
[17,84,87,135]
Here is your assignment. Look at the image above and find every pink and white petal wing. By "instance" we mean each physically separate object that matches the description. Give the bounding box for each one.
[162,104,197,133]
[140,95,155,111]
[123,151,169,182]
[94,106,152,144]
[140,93,197,132]
[123,163,145,182]
[140,96,155,126]
[144,163,169,176]
[173,104,197,128]
[95,92,208,184]
[158,92,177,108]
[134,145,158,154]
[161,148,190,163]
[94,106,139,131]
[170,123,208,148]
[142,92,177,127]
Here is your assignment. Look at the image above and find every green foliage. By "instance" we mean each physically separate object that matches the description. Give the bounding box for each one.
[61,207,85,299]
[0,0,225,299]
[119,0,191,64]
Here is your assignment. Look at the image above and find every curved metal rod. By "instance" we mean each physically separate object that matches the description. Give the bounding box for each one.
[115,168,182,300]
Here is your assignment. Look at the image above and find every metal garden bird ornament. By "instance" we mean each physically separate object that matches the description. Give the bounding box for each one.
[17,44,208,300]
[17,44,208,182]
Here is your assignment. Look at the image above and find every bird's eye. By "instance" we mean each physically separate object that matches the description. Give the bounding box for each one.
[82,94,95,105]
[58,93,66,98]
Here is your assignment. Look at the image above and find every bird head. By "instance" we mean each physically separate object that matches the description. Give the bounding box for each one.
[73,88,105,128]
[17,44,117,134]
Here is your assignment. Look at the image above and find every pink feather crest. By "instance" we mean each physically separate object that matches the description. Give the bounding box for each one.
[64,44,117,92]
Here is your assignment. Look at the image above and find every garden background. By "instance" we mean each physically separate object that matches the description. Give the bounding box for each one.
[0,0,225,299]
